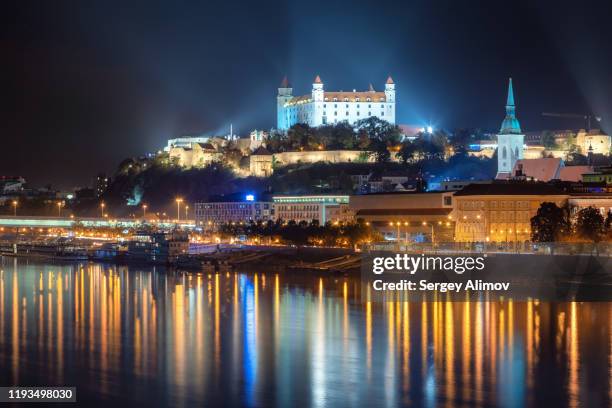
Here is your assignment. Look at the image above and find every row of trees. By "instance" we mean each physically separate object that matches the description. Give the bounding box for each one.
[531,202,612,242]
[265,117,402,154]
[218,219,380,247]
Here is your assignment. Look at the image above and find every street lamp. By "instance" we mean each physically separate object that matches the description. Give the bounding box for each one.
[175,198,183,221]
[142,204,147,218]
[100,202,105,218]
[57,201,62,217]
[185,205,189,220]
[12,200,17,216]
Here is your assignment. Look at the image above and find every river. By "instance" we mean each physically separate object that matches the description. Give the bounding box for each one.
[0,257,610,407]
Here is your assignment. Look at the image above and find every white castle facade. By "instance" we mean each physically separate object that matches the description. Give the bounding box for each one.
[277,75,396,131]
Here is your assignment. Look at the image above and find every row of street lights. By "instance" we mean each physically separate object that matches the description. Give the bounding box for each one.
[9,200,65,217]
[97,198,190,222]
[388,220,452,244]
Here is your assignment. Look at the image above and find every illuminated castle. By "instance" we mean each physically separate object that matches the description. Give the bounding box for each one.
[496,78,525,179]
[277,75,396,131]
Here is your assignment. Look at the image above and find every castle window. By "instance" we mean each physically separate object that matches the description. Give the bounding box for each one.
[502,146,507,159]
[333,98,338,102]
[334,111,337,116]
[344,98,348,102]
[345,104,349,108]
[357,111,360,116]
[368,111,371,116]
[323,104,326,108]
[368,104,371,108]
[356,98,360,102]
[346,111,349,116]
[379,98,384,101]
[381,111,384,116]
[324,97,328,101]
[366,98,371,102]
[334,104,337,108]
[380,104,384,108]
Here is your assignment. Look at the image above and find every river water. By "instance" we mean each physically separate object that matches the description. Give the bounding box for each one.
[0,257,611,407]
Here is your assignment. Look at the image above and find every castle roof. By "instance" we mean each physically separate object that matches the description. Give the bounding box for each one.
[280,76,290,88]
[499,78,522,134]
[285,91,387,106]
[314,75,322,84]
[386,76,394,84]
[454,182,566,196]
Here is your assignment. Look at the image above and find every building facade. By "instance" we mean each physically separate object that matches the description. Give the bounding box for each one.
[350,191,455,242]
[575,129,611,155]
[277,76,396,131]
[453,183,568,243]
[169,142,222,168]
[496,78,525,179]
[194,194,274,229]
[273,195,351,224]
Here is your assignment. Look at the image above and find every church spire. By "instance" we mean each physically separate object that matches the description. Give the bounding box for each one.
[506,77,515,107]
[500,77,521,134]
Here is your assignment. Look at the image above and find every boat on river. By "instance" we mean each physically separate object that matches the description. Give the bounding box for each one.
[0,240,89,261]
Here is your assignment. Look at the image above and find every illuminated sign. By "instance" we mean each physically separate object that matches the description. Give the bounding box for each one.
[245,194,255,202]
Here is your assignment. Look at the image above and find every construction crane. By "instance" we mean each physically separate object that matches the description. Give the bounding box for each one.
[542,112,602,131]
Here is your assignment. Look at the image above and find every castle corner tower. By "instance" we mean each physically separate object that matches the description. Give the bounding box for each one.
[277,76,293,131]
[496,78,524,179]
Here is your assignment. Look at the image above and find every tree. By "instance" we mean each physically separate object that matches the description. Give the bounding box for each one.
[575,207,605,242]
[540,131,557,149]
[287,123,315,150]
[333,121,357,149]
[369,139,391,163]
[398,141,418,164]
[530,202,570,242]
[449,128,473,155]
[354,117,401,144]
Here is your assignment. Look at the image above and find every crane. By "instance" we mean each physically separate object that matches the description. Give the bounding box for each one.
[542,112,602,131]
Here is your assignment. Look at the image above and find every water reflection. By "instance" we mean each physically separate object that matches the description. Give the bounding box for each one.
[0,257,611,406]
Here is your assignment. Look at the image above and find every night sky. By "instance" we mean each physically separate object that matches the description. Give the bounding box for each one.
[2,0,612,188]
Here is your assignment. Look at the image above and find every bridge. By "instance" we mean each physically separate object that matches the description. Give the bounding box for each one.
[0,216,195,230]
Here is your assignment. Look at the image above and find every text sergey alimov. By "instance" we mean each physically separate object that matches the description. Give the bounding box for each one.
[369,253,510,293]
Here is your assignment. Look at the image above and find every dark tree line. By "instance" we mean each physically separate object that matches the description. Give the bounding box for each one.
[218,220,380,247]
[531,202,612,242]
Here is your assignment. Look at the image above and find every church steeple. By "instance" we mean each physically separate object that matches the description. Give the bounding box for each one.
[496,77,525,179]
[500,77,521,134]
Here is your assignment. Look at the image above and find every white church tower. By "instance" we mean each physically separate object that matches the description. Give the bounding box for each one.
[496,78,524,179]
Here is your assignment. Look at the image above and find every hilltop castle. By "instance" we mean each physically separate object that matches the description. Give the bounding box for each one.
[277,75,396,131]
